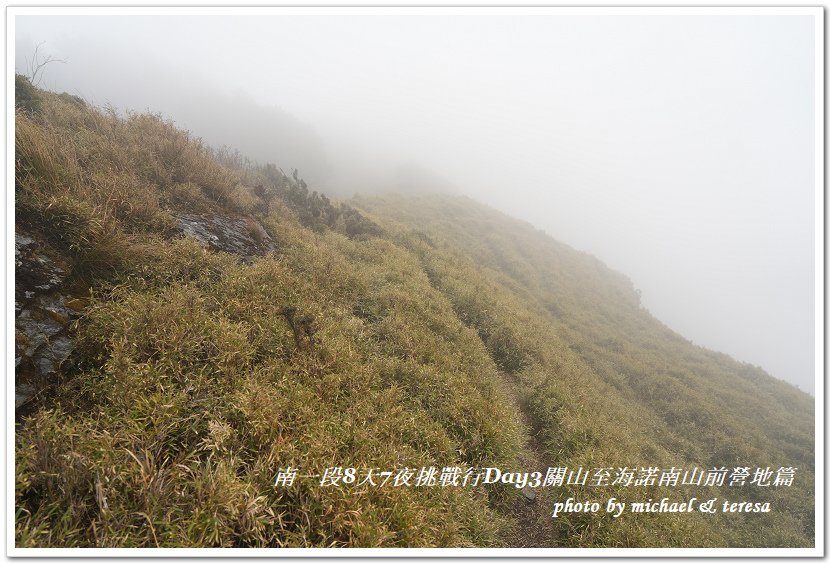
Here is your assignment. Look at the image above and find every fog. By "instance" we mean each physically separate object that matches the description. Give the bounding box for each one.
[14,11,818,394]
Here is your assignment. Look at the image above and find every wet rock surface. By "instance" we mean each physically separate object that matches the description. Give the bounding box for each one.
[15,231,83,409]
[15,234,65,312]
[15,212,274,410]
[174,213,277,262]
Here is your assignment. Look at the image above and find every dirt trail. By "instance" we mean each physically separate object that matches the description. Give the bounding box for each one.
[497,371,560,548]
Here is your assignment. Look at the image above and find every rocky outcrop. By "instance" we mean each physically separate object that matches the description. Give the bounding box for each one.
[15,231,85,409]
[174,213,277,262]
[14,212,275,410]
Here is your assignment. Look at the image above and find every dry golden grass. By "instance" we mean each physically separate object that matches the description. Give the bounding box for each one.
[15,81,522,548]
[15,78,814,549]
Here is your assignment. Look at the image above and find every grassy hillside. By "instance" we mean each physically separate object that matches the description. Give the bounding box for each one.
[14,78,814,548]
[352,193,816,547]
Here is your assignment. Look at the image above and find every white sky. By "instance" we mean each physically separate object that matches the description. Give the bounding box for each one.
[14,10,819,393]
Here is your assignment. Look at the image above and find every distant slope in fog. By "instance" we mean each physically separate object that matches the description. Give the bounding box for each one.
[14,78,814,548]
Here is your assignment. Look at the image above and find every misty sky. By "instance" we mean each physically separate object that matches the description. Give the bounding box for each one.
[14,10,819,393]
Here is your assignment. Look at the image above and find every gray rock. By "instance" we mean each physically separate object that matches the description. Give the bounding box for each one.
[16,232,65,310]
[15,383,36,410]
[15,231,80,409]
[174,213,277,263]
[522,487,537,501]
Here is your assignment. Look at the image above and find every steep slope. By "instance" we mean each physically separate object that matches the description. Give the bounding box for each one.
[352,193,816,547]
[14,79,526,548]
[14,79,814,548]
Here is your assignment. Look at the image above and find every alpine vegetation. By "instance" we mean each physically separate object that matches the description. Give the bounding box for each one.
[14,77,814,549]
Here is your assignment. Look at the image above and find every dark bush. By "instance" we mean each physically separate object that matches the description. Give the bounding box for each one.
[15,74,41,114]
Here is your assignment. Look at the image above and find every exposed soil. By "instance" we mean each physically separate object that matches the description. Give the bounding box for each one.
[498,371,560,548]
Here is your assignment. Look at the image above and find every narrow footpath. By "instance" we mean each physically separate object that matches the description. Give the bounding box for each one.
[497,371,560,548]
